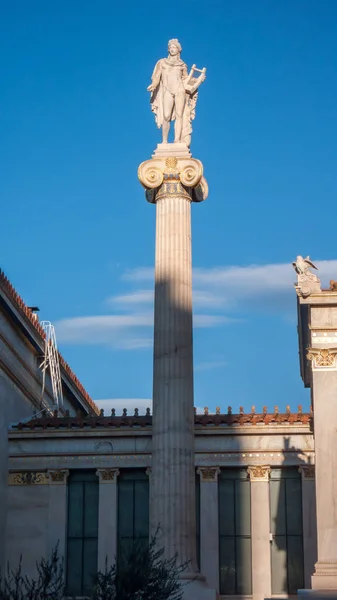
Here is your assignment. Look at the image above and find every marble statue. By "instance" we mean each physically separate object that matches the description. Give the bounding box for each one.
[292,255,321,298]
[292,255,318,276]
[147,39,206,147]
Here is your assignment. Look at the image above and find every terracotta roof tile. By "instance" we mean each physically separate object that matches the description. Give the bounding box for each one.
[0,269,99,415]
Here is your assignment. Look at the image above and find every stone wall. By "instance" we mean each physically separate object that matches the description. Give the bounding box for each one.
[6,483,49,577]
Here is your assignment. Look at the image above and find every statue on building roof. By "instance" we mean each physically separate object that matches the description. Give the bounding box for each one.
[147,39,206,147]
[292,255,321,298]
[292,255,318,276]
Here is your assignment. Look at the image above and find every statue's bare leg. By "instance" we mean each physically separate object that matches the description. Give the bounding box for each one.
[163,90,174,143]
[174,92,186,143]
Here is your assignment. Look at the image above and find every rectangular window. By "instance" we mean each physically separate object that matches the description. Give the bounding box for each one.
[66,470,99,596]
[117,469,149,566]
[270,468,304,594]
[219,469,252,595]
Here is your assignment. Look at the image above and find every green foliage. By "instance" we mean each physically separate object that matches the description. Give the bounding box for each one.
[92,527,189,600]
[1,529,190,600]
[0,545,64,600]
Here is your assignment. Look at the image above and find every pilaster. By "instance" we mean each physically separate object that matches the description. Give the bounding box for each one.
[296,285,337,592]
[247,466,272,600]
[47,469,69,559]
[197,467,220,592]
[299,465,317,588]
[96,468,120,570]
[307,344,337,589]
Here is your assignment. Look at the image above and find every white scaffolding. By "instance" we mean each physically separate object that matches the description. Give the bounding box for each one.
[39,320,64,408]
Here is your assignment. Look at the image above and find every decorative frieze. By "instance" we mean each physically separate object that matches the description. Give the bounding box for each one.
[47,470,69,484]
[299,464,315,479]
[96,468,120,483]
[247,465,271,481]
[197,467,220,482]
[307,347,337,371]
[8,471,48,486]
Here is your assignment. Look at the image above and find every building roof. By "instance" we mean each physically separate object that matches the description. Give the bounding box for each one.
[0,269,100,416]
[12,406,312,430]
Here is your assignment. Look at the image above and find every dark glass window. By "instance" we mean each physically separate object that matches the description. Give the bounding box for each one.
[117,469,149,564]
[218,469,252,595]
[196,473,200,569]
[66,470,99,596]
[270,468,304,594]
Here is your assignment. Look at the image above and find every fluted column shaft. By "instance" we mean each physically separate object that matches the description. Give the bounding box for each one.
[151,182,197,571]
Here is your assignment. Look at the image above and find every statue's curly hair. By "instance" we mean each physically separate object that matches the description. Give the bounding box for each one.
[168,38,182,52]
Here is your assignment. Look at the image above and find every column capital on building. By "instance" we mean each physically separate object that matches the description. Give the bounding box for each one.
[145,467,152,479]
[307,347,337,371]
[47,469,69,485]
[299,464,315,479]
[247,465,271,482]
[197,466,221,482]
[96,468,120,483]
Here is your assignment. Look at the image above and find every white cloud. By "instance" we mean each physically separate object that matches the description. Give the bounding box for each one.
[55,259,337,349]
[123,260,337,305]
[55,314,153,349]
[193,314,235,327]
[55,312,231,348]
[107,290,154,307]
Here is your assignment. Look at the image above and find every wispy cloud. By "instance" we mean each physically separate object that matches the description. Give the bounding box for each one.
[55,259,337,350]
[56,314,153,349]
[106,290,154,307]
[55,311,233,348]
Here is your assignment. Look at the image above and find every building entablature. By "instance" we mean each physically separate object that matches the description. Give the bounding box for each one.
[8,410,314,472]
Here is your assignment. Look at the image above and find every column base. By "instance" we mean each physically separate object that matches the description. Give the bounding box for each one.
[312,562,337,590]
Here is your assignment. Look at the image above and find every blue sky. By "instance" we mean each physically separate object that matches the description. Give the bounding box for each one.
[2,0,337,415]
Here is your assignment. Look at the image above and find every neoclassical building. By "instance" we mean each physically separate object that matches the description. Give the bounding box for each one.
[1,268,319,599]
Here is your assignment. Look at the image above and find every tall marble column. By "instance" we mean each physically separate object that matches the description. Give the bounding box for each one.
[247,465,272,600]
[96,468,119,570]
[47,469,69,559]
[197,467,220,592]
[138,154,209,594]
[299,465,317,589]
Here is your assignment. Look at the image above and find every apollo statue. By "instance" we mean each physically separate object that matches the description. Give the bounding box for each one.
[147,39,206,147]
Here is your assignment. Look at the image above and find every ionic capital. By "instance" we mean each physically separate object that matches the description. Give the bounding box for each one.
[96,468,120,483]
[197,466,221,482]
[307,347,337,371]
[138,156,208,203]
[247,465,271,482]
[298,464,315,479]
[47,469,69,485]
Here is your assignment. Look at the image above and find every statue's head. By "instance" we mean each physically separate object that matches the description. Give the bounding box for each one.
[168,39,182,56]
